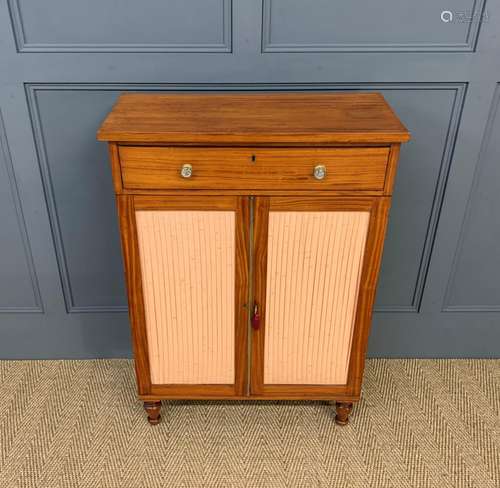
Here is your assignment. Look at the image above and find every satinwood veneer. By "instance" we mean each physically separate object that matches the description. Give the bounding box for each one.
[98,92,409,425]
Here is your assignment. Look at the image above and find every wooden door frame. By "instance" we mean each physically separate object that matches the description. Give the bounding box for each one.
[116,194,250,399]
[250,196,391,399]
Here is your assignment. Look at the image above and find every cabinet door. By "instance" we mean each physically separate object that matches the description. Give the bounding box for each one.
[251,196,390,398]
[117,195,249,398]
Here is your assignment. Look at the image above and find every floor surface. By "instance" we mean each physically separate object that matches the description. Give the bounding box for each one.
[0,359,498,487]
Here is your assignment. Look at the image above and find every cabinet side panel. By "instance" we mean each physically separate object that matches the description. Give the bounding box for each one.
[264,211,369,385]
[135,210,235,384]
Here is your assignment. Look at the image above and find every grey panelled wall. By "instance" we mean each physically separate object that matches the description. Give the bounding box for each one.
[0,0,498,359]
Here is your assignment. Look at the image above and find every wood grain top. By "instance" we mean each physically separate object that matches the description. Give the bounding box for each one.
[97,92,410,145]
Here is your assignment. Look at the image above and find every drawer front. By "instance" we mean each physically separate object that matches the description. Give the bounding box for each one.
[119,146,390,191]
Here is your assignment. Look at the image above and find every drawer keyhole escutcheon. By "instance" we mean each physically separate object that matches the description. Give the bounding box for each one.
[313,164,327,180]
[180,163,193,178]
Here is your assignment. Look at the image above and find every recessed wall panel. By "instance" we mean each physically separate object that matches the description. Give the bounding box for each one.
[28,85,463,313]
[31,90,127,311]
[263,0,483,52]
[375,87,462,311]
[0,112,41,312]
[10,0,231,52]
[445,86,500,310]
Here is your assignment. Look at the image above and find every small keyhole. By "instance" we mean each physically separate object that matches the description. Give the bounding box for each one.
[251,154,256,163]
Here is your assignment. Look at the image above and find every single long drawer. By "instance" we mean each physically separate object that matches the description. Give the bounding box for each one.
[119,146,390,191]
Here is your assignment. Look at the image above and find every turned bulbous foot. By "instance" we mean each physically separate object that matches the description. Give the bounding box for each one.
[334,401,353,426]
[144,401,162,425]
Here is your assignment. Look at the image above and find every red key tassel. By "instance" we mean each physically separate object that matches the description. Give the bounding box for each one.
[251,302,261,330]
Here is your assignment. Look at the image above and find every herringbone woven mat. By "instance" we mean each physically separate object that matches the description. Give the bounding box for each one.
[0,359,498,487]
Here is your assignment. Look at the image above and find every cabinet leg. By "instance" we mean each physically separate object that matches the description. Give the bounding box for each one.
[144,401,162,425]
[334,401,353,426]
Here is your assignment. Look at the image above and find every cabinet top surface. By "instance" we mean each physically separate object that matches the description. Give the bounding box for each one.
[97,92,410,145]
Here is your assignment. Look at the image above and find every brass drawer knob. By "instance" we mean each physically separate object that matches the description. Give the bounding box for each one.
[313,164,327,180]
[180,163,193,178]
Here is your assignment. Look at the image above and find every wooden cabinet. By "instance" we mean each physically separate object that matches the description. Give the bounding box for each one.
[98,92,409,425]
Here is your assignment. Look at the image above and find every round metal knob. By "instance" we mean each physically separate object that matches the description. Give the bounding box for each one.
[313,164,327,180]
[180,163,193,178]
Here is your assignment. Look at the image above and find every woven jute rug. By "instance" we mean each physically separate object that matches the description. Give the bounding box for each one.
[0,359,498,487]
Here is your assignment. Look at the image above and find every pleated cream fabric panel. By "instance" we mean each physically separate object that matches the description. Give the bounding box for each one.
[264,211,370,385]
[135,210,235,384]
